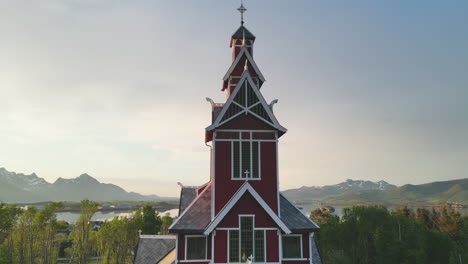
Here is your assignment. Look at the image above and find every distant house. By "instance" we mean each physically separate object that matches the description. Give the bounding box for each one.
[134,235,176,264]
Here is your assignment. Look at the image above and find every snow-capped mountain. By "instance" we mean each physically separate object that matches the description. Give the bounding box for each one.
[0,168,49,191]
[0,167,165,203]
[282,179,397,201]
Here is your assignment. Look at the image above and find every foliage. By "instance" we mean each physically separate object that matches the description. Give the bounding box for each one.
[161,213,174,235]
[0,203,22,263]
[96,216,140,264]
[135,204,162,235]
[68,199,99,264]
[314,205,467,264]
[0,200,174,263]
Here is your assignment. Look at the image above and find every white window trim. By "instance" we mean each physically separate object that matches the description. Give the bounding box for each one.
[231,138,261,180]
[225,215,268,263]
[281,234,304,260]
[185,235,208,261]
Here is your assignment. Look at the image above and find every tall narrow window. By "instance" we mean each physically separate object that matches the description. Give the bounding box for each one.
[232,140,260,179]
[233,142,240,179]
[228,217,266,263]
[252,142,259,179]
[229,230,240,262]
[241,142,251,178]
[254,230,265,262]
[240,216,253,262]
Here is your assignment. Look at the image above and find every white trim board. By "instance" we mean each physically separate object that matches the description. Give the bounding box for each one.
[223,47,265,84]
[204,182,291,235]
[206,71,287,133]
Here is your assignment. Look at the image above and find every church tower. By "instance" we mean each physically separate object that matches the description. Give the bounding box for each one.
[169,3,321,264]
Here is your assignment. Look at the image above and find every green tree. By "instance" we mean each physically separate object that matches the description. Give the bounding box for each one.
[0,203,22,264]
[13,207,38,264]
[309,208,338,224]
[69,199,98,264]
[139,204,161,235]
[160,213,174,235]
[314,206,460,264]
[34,202,63,264]
[96,216,140,264]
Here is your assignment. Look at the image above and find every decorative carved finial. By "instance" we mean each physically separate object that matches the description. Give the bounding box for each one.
[237,0,247,25]
[269,99,278,111]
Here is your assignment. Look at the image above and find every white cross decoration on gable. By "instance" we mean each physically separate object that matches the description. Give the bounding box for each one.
[243,170,250,178]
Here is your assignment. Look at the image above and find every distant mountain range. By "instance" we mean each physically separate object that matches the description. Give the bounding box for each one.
[2,167,466,205]
[0,168,172,203]
[282,178,468,204]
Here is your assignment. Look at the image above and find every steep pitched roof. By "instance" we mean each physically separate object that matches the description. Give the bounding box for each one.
[204,182,291,235]
[179,186,198,215]
[279,194,320,232]
[134,235,176,264]
[222,47,265,85]
[169,184,212,234]
[231,25,256,46]
[207,71,287,134]
[311,235,323,264]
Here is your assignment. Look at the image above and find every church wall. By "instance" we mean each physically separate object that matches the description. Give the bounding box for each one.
[214,130,279,215]
[213,230,228,263]
[217,192,279,228]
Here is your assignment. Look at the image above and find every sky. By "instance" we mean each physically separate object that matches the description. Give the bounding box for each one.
[0,0,467,196]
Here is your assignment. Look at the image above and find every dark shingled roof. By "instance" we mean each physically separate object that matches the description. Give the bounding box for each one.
[179,186,198,215]
[231,25,256,41]
[170,185,212,234]
[134,235,175,264]
[279,194,320,232]
[311,235,323,264]
[212,106,224,123]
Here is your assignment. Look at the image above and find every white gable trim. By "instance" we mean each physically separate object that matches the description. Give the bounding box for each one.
[203,182,291,235]
[222,47,265,83]
[206,71,287,133]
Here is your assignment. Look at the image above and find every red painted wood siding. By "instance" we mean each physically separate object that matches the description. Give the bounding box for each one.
[217,192,278,228]
[214,230,228,263]
[266,230,280,262]
[218,113,275,131]
[214,140,278,215]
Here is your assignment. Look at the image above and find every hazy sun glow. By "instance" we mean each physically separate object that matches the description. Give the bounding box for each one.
[1,0,467,196]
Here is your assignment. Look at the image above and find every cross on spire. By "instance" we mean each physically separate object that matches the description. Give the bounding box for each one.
[237,1,247,25]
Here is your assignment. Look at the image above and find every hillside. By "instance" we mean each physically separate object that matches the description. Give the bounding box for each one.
[282,179,397,202]
[282,178,468,205]
[328,178,468,204]
[0,167,172,203]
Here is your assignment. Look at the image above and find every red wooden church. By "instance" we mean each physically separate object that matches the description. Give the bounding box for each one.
[166,4,321,264]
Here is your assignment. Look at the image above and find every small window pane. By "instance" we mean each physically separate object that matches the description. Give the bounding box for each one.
[233,142,240,178]
[240,217,253,262]
[254,230,265,262]
[282,236,302,259]
[241,142,251,178]
[217,132,239,139]
[252,142,259,178]
[252,132,276,140]
[186,236,207,260]
[229,230,240,262]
